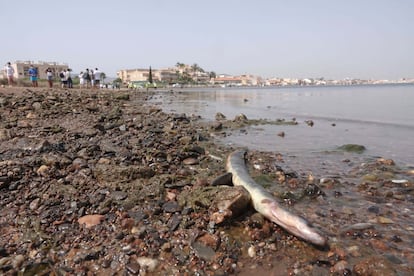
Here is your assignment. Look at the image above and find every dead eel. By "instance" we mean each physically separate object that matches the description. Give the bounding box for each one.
[226,149,327,247]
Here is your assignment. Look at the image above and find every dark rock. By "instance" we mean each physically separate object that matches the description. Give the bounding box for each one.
[111,191,128,201]
[192,241,216,261]
[162,201,181,213]
[168,214,182,231]
[126,261,141,275]
[367,205,380,214]
[128,210,148,221]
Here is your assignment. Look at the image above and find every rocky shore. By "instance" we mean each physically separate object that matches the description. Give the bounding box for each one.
[1,87,413,275]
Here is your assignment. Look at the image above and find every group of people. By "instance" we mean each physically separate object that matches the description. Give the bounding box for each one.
[58,69,73,88]
[3,62,40,87]
[78,68,102,89]
[3,62,103,89]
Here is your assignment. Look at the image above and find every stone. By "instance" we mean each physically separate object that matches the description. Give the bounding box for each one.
[78,214,105,228]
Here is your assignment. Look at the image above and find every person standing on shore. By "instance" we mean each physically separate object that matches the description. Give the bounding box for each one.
[59,70,67,88]
[45,68,53,88]
[90,69,95,88]
[3,62,15,86]
[84,69,91,88]
[79,71,85,88]
[93,68,101,89]
[28,65,38,87]
[66,69,73,88]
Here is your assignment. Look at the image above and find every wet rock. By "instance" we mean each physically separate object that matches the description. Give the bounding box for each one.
[305,120,314,127]
[210,186,251,224]
[215,112,226,120]
[192,242,216,261]
[234,113,248,122]
[353,256,396,275]
[196,233,220,250]
[376,158,395,166]
[342,223,374,233]
[385,254,403,264]
[338,144,366,153]
[249,213,265,228]
[212,121,223,130]
[331,260,350,274]
[303,183,325,198]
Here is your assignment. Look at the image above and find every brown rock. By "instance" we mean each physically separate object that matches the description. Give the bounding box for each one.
[78,214,105,228]
[36,165,50,177]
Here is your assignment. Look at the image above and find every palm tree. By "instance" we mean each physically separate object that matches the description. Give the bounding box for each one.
[175,62,185,68]
[191,63,199,73]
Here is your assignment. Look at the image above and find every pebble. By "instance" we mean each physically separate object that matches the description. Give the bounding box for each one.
[78,214,105,228]
[183,157,199,165]
[248,245,256,258]
[36,165,50,176]
[377,216,394,224]
[331,260,349,274]
[136,257,158,272]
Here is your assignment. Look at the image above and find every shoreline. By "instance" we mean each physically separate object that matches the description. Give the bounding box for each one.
[1,87,413,274]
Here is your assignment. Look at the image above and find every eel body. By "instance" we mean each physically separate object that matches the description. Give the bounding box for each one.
[226,149,327,247]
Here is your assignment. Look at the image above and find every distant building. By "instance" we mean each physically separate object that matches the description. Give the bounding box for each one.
[2,60,69,80]
[117,68,179,83]
[210,76,243,86]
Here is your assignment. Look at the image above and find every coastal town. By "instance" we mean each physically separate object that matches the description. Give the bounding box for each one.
[2,60,414,88]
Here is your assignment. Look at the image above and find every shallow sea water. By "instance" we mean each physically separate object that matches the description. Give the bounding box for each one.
[151,84,414,171]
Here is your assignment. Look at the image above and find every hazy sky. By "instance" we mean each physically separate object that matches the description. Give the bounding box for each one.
[1,0,413,79]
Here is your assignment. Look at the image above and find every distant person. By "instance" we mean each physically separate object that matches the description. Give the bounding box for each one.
[79,71,85,88]
[90,69,95,88]
[93,68,101,88]
[66,69,73,88]
[84,69,91,88]
[28,65,38,87]
[45,68,53,88]
[59,70,67,88]
[3,62,15,86]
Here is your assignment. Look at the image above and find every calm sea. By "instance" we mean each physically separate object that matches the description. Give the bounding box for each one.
[151,84,414,174]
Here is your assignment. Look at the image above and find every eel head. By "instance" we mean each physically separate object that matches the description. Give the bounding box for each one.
[261,199,327,247]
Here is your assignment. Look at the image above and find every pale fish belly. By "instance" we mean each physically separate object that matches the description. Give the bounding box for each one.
[226,149,327,247]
